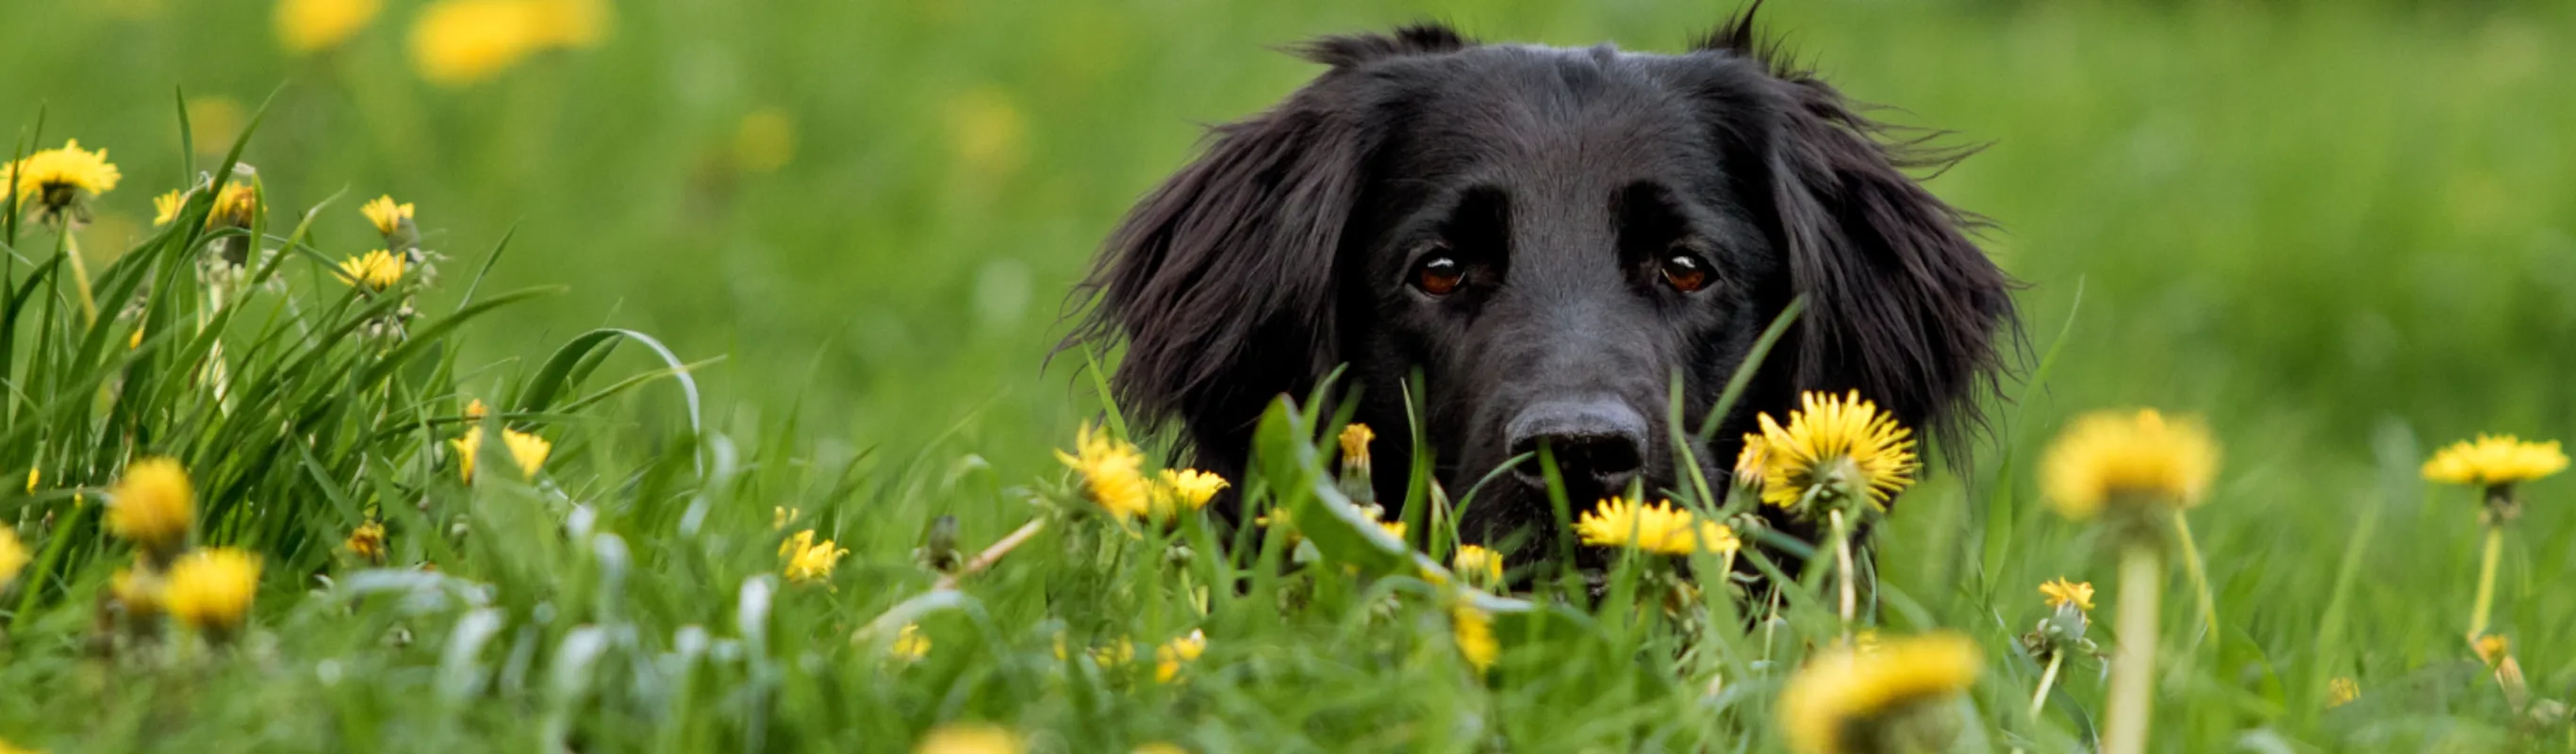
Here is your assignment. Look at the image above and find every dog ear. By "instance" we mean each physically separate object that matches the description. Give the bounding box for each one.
[1705,8,2018,446]
[1069,28,1467,440]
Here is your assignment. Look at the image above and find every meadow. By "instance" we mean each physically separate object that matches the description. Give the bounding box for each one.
[2,0,2574,751]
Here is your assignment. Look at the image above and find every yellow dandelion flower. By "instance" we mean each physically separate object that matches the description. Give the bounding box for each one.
[112,566,166,620]
[452,426,547,482]
[1156,468,1227,512]
[152,189,188,226]
[0,527,28,588]
[2039,409,2220,518]
[360,194,415,237]
[206,181,257,228]
[1379,519,1408,542]
[1154,630,1206,683]
[1732,432,1769,487]
[2326,677,2359,708]
[2474,633,2510,666]
[2039,578,2094,613]
[1339,423,1376,464]
[915,724,1021,754]
[1452,545,1504,590]
[1757,390,1919,511]
[165,548,262,635]
[453,426,484,481]
[462,398,488,422]
[5,139,121,211]
[1779,632,1984,754]
[892,623,931,661]
[1575,498,1740,556]
[2422,434,2566,488]
[1054,423,1154,521]
[780,529,847,585]
[108,457,194,562]
[345,521,388,566]
[338,250,406,292]
[1452,601,1498,673]
[276,0,382,54]
[502,428,551,477]
[0,736,37,754]
[410,0,546,86]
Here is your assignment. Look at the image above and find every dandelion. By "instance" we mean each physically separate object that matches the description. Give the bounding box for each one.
[2421,434,2561,644]
[1054,422,1154,521]
[112,566,167,621]
[2327,677,2359,709]
[1727,432,1770,505]
[780,529,847,586]
[339,250,407,292]
[1451,601,1497,674]
[892,623,931,662]
[915,724,1021,754]
[277,0,382,54]
[2475,633,2509,666]
[5,139,122,221]
[1756,390,1918,513]
[1339,422,1377,504]
[2040,410,2218,754]
[1153,630,1205,682]
[0,737,37,754]
[1156,468,1227,512]
[108,457,194,566]
[462,398,489,422]
[409,0,604,86]
[165,548,261,639]
[453,426,549,482]
[0,527,28,589]
[1575,497,1740,557]
[410,0,547,85]
[206,181,258,229]
[2039,409,2219,519]
[2039,578,2094,612]
[345,521,388,566]
[1379,519,1408,542]
[361,194,416,238]
[152,189,189,226]
[1779,632,1983,754]
[1452,544,1505,591]
[2422,434,2566,490]
[2023,579,2096,725]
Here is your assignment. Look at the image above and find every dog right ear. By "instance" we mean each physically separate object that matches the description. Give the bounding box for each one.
[1068,25,1468,440]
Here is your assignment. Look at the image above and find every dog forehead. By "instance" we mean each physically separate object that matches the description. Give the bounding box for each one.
[1371,45,1721,184]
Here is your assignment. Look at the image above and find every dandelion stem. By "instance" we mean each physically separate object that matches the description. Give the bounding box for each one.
[2030,649,2065,721]
[2466,522,2503,643]
[1828,508,1856,633]
[58,228,97,325]
[2103,541,2164,754]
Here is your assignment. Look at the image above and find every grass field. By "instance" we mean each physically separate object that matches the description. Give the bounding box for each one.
[3,0,2574,751]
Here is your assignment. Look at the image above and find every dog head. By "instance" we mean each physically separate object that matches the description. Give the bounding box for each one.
[1070,10,2014,560]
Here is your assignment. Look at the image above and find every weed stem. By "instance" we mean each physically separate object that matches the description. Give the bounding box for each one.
[2103,541,2162,754]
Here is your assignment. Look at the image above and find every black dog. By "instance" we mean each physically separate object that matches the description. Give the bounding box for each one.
[1071,8,2014,565]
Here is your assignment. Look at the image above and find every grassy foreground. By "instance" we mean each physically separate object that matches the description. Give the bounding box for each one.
[3,1,2575,752]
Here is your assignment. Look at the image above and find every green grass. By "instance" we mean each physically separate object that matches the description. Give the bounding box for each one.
[3,0,2574,750]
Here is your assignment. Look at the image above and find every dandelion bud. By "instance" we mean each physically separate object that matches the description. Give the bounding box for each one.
[1337,423,1376,505]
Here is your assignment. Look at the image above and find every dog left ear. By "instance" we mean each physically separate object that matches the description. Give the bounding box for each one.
[1762,80,2017,444]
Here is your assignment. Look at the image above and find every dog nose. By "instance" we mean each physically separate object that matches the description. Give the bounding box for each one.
[1507,398,1648,491]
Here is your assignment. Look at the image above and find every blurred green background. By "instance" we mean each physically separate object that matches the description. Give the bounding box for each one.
[6,0,2571,518]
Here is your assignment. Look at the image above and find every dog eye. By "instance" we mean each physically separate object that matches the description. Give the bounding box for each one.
[1414,254,1464,296]
[1660,253,1711,293]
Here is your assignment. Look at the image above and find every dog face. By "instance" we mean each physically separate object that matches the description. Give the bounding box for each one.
[1073,14,2013,562]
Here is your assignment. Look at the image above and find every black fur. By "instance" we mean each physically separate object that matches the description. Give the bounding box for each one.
[1068,8,2015,563]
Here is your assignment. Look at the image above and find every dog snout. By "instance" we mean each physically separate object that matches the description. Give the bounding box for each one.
[1506,397,1648,491]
